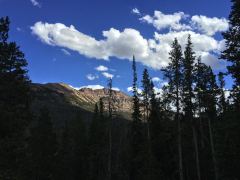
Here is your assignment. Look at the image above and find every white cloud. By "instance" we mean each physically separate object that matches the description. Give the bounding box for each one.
[61,48,71,56]
[201,52,226,70]
[31,17,226,70]
[95,65,108,71]
[78,85,119,91]
[102,72,114,79]
[139,10,229,36]
[127,86,142,94]
[152,77,161,82]
[191,15,229,36]
[30,0,41,7]
[79,85,104,90]
[112,87,120,91]
[86,74,98,81]
[132,8,141,15]
[140,11,191,31]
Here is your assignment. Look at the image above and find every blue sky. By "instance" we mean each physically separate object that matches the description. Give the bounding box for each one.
[0,0,232,93]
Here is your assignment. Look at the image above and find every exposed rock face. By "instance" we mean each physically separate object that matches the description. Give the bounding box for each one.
[31,83,132,114]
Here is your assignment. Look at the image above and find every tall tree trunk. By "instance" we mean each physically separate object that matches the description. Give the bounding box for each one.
[192,123,201,180]
[208,117,219,180]
[176,90,184,180]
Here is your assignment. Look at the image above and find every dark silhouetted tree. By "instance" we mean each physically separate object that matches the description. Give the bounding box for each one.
[0,16,31,179]
[162,38,184,180]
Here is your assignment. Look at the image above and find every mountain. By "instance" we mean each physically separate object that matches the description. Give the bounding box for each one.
[30,83,132,127]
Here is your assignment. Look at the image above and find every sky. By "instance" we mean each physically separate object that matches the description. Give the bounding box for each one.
[0,0,233,93]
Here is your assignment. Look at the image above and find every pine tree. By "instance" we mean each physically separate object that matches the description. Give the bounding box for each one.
[0,16,31,179]
[183,35,201,180]
[194,58,219,180]
[107,78,114,180]
[162,38,184,180]
[129,56,146,180]
[141,68,152,154]
[141,68,151,123]
[131,56,141,124]
[141,72,157,179]
[206,67,219,180]
[221,0,240,111]
[221,3,240,178]
[148,81,164,179]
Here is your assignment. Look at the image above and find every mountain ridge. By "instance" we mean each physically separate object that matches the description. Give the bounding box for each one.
[30,83,133,126]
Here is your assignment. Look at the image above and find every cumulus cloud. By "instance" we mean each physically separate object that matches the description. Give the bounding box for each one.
[86,74,98,81]
[95,65,108,71]
[102,72,114,79]
[132,8,141,15]
[30,0,41,7]
[191,15,229,36]
[61,48,71,55]
[140,11,191,31]
[139,10,229,36]
[31,15,226,70]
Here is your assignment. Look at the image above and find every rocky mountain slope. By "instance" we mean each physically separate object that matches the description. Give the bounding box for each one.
[30,83,132,126]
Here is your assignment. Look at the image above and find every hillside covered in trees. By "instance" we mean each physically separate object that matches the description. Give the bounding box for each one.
[0,0,240,180]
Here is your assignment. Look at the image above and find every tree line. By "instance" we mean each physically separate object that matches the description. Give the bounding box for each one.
[0,0,240,179]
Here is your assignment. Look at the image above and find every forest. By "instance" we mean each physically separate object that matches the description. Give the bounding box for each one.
[0,0,240,180]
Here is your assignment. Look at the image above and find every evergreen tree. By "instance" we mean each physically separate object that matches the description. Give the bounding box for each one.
[107,78,114,180]
[183,35,201,180]
[206,67,219,180]
[194,58,219,180]
[221,0,240,110]
[141,68,151,127]
[0,16,31,179]
[148,81,165,179]
[129,56,146,180]
[162,38,184,180]
[221,3,240,178]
